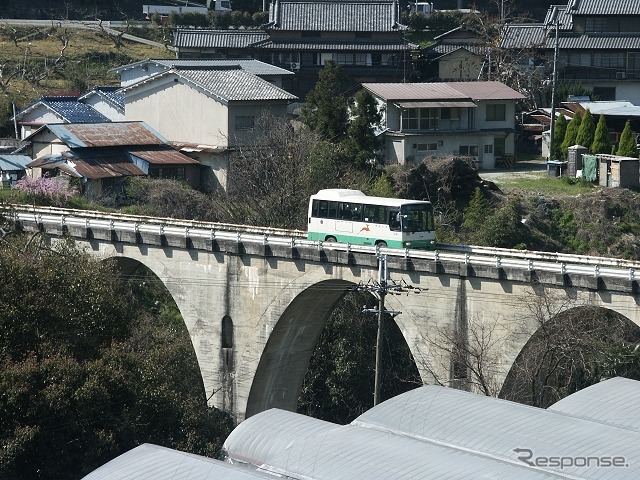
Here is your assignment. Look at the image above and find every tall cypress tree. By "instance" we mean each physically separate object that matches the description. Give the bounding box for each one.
[301,61,350,141]
[552,114,568,160]
[575,109,595,149]
[561,111,581,158]
[591,114,611,154]
[617,120,638,158]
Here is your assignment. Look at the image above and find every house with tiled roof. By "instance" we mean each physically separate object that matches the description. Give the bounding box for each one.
[423,26,492,81]
[24,122,201,197]
[173,0,416,99]
[12,96,111,140]
[110,58,294,89]
[362,81,524,168]
[500,0,640,104]
[121,65,297,190]
[78,86,125,121]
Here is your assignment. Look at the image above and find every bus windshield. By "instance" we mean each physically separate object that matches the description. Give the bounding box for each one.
[400,204,434,232]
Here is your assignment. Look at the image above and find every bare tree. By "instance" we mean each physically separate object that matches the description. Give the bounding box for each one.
[214,113,350,229]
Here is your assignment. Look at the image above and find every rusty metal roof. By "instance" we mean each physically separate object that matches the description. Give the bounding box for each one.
[129,148,200,165]
[46,122,169,148]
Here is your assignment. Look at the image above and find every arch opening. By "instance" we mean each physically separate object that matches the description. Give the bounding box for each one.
[245,280,421,422]
[499,305,640,408]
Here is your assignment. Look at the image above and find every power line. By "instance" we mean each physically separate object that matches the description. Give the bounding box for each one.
[352,253,424,405]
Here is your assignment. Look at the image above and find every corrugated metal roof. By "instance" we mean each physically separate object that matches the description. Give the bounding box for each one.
[567,101,640,117]
[128,148,200,165]
[167,68,298,102]
[364,82,470,101]
[364,81,523,102]
[268,0,403,32]
[548,377,640,432]
[448,81,526,100]
[223,408,574,479]
[81,443,278,480]
[352,384,640,479]
[46,122,169,148]
[570,0,640,16]
[0,154,31,171]
[253,38,413,51]
[173,29,268,49]
[30,150,145,179]
[395,100,478,108]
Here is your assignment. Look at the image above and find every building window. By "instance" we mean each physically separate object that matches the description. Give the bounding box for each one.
[149,166,186,180]
[459,145,478,156]
[593,52,624,69]
[236,115,254,130]
[494,137,505,156]
[484,144,493,154]
[440,107,460,120]
[402,108,439,131]
[486,104,506,121]
[416,143,438,151]
[337,53,354,65]
[586,17,607,33]
[592,87,616,101]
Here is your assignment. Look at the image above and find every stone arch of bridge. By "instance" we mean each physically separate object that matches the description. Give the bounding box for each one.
[499,305,640,406]
[245,278,354,417]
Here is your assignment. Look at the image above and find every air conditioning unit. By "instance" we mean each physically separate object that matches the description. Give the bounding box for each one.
[616,71,627,79]
[290,62,300,70]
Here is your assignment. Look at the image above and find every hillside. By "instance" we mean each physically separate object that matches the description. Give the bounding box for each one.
[6,0,558,22]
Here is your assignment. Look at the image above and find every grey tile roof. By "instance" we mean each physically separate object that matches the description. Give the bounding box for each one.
[173,29,268,49]
[23,97,111,123]
[150,58,294,76]
[568,0,640,16]
[499,24,548,49]
[429,44,491,57]
[169,67,298,102]
[267,0,404,32]
[543,5,573,29]
[79,86,125,111]
[556,34,640,50]
[254,39,414,51]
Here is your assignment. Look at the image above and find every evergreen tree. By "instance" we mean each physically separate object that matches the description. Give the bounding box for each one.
[552,113,567,160]
[561,111,581,158]
[461,187,492,243]
[301,61,350,141]
[343,89,383,168]
[575,109,595,150]
[617,120,638,158]
[591,114,611,154]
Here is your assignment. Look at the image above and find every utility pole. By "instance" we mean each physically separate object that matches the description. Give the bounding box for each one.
[356,253,423,406]
[548,8,560,160]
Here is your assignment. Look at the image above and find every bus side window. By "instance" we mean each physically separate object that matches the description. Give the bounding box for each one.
[328,201,338,219]
[351,204,363,221]
[363,204,378,223]
[318,200,329,218]
[389,209,401,231]
[338,202,349,219]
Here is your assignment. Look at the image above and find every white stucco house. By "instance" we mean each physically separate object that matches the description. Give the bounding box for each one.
[362,81,525,169]
[120,65,297,190]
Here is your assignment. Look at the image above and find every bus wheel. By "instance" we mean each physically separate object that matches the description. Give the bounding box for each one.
[376,241,387,248]
[326,236,337,243]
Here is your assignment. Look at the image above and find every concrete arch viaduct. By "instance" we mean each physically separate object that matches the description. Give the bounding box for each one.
[10,206,640,422]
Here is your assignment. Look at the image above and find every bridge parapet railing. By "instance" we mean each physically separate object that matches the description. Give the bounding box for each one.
[5,205,640,282]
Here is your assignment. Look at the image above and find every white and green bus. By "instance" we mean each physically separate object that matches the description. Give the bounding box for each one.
[307,189,436,249]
